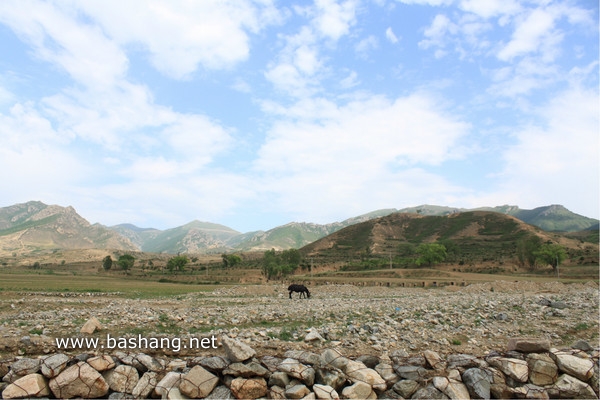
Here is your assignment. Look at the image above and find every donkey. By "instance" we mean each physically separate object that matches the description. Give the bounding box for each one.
[288,284,311,299]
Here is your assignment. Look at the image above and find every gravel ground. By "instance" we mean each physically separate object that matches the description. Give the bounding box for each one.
[0,281,598,358]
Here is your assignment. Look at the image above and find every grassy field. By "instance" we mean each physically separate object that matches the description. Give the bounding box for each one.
[0,260,596,299]
[0,272,223,298]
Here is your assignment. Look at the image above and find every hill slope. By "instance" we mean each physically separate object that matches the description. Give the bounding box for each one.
[301,211,592,265]
[230,209,398,251]
[509,205,597,232]
[397,204,597,232]
[137,221,240,254]
[2,201,597,255]
[0,201,136,256]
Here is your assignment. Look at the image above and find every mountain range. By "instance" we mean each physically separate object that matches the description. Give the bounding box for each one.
[0,201,597,256]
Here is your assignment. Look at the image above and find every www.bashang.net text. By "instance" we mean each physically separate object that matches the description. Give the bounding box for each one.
[55,334,217,353]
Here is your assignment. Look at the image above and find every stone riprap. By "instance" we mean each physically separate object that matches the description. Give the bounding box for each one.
[0,336,598,399]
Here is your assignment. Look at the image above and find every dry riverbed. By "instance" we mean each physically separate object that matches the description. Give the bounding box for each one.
[0,281,598,358]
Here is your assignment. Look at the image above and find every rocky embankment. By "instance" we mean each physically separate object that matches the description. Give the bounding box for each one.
[0,335,598,399]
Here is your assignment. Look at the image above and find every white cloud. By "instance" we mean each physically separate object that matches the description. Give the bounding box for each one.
[255,93,471,220]
[162,114,233,164]
[340,70,360,89]
[497,8,556,61]
[386,27,399,43]
[395,0,453,5]
[90,170,256,229]
[265,26,321,97]
[0,0,244,226]
[265,62,314,97]
[0,0,282,82]
[419,14,457,51]
[487,56,559,97]
[0,1,128,89]
[355,35,379,58]
[231,78,252,93]
[294,44,321,75]
[76,0,280,79]
[313,0,358,41]
[458,0,521,19]
[494,87,599,217]
[265,0,358,96]
[0,102,90,207]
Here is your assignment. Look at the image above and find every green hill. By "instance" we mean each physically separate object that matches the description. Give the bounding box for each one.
[397,204,598,232]
[138,220,240,254]
[510,205,598,232]
[300,211,594,266]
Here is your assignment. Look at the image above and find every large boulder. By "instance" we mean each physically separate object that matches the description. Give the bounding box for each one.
[527,353,558,386]
[229,377,268,399]
[433,376,470,400]
[2,373,50,399]
[550,350,594,381]
[179,365,219,398]
[40,354,70,378]
[462,368,491,399]
[49,362,109,399]
[132,371,158,399]
[222,336,256,363]
[487,357,529,383]
[507,338,551,353]
[278,358,315,386]
[103,364,139,394]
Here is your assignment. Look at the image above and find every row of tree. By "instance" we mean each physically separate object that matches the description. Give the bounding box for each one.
[100,235,566,279]
[101,253,249,274]
[262,248,302,280]
[516,236,567,274]
[102,254,192,273]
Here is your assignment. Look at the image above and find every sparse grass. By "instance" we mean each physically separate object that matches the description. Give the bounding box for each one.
[574,323,589,331]
[158,313,170,323]
[279,328,293,341]
[126,326,149,336]
[512,305,525,312]
[155,322,181,335]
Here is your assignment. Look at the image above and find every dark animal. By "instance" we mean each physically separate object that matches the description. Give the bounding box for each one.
[288,284,310,299]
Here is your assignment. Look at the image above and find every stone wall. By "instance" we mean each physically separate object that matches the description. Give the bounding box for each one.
[0,336,598,399]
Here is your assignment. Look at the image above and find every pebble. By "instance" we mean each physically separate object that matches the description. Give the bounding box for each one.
[0,282,597,398]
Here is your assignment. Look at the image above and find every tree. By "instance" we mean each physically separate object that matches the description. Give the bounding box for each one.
[438,239,460,262]
[117,254,135,271]
[415,243,447,267]
[516,236,542,270]
[262,249,279,280]
[222,254,242,268]
[102,255,113,271]
[167,255,189,273]
[535,244,567,275]
[397,243,416,257]
[281,249,301,268]
[261,249,300,280]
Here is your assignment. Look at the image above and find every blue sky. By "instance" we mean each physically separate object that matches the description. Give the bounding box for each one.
[0,0,598,233]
